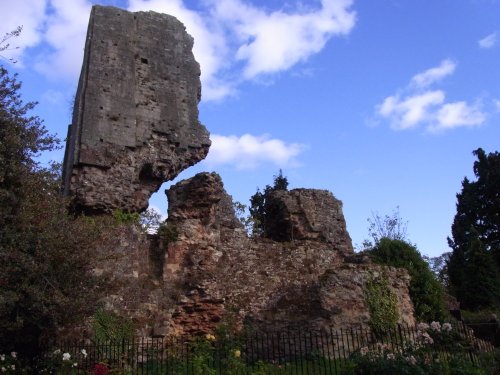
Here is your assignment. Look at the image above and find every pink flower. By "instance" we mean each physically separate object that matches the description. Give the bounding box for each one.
[406,355,417,365]
[416,322,429,331]
[430,321,441,332]
[93,363,109,375]
[417,331,434,345]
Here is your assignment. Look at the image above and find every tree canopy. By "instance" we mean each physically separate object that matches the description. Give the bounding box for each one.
[0,62,103,357]
[447,148,500,311]
[249,169,288,237]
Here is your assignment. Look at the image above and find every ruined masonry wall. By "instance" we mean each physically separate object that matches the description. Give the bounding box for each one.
[62,6,210,213]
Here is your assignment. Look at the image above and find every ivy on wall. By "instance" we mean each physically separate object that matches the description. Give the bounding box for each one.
[364,270,400,336]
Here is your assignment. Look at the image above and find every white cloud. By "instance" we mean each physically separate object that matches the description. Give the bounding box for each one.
[0,0,47,65]
[410,59,456,88]
[431,101,486,132]
[494,99,500,111]
[204,133,306,169]
[478,32,497,49]
[34,0,92,80]
[375,59,487,133]
[379,91,445,130]
[211,0,356,79]
[40,89,65,105]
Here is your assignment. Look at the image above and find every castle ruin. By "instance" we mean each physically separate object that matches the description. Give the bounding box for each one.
[61,5,415,339]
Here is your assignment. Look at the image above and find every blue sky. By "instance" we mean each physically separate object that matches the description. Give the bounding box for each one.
[2,0,499,257]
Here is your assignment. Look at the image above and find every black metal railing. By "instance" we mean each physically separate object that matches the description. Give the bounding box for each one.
[51,322,495,374]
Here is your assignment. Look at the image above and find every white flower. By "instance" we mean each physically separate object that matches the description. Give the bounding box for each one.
[430,321,441,331]
[1,367,5,372]
[53,349,61,355]
[10,365,15,370]
[0,355,4,361]
[442,323,452,332]
[62,353,71,361]
[10,352,16,359]
[360,347,369,356]
[81,349,87,358]
[73,363,78,367]
[387,353,395,360]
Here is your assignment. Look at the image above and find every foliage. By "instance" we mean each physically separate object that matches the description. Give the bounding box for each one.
[0,352,23,374]
[249,169,288,237]
[91,310,134,342]
[447,148,500,311]
[233,201,255,234]
[426,252,451,288]
[341,322,497,375]
[364,271,400,336]
[111,209,140,226]
[139,207,164,233]
[362,207,408,249]
[369,238,446,322]
[157,223,178,243]
[34,348,87,375]
[0,63,104,358]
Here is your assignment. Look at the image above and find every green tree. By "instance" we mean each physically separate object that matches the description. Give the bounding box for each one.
[0,62,102,357]
[249,169,288,237]
[447,148,500,310]
[369,238,446,322]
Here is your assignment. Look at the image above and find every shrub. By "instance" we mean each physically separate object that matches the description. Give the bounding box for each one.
[369,238,446,322]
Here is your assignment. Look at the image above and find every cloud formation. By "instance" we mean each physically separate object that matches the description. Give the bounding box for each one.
[1,0,356,101]
[410,59,456,88]
[211,0,356,79]
[204,134,306,169]
[478,32,497,49]
[0,0,47,64]
[34,0,92,80]
[376,59,486,133]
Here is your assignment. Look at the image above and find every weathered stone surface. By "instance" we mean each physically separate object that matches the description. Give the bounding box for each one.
[62,5,210,213]
[61,171,414,340]
[265,189,353,254]
[160,173,413,335]
[245,263,415,331]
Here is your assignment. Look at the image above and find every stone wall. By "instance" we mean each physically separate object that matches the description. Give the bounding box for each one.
[62,6,210,214]
[87,172,414,338]
[265,188,353,253]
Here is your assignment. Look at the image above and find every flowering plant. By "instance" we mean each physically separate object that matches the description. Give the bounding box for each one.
[0,352,21,374]
[343,322,493,374]
[32,347,88,374]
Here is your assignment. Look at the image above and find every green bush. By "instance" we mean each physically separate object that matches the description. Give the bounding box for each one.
[91,309,134,342]
[157,223,178,243]
[369,238,446,322]
[112,209,140,226]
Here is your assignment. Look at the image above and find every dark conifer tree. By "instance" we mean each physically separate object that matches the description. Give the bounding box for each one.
[447,148,500,310]
[249,169,288,237]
